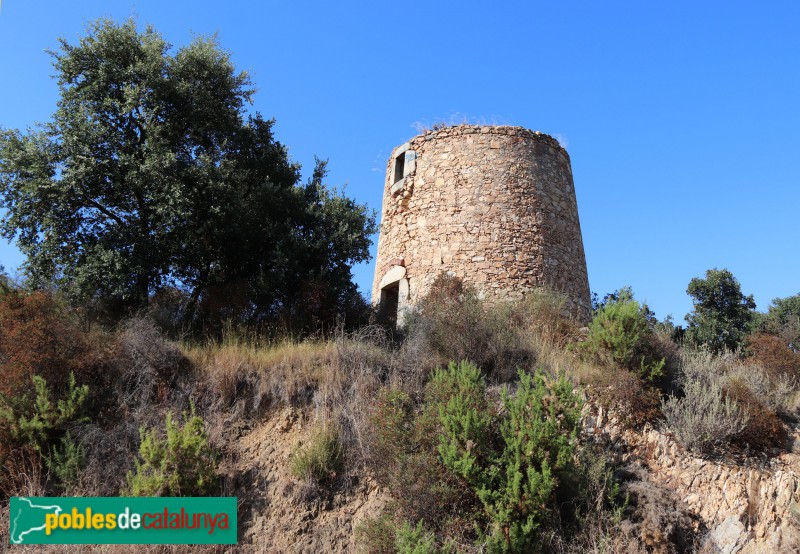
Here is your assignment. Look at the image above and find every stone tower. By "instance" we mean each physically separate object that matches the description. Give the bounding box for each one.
[372,124,590,325]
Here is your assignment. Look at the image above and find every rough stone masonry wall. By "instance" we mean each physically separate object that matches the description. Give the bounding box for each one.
[372,124,591,319]
[586,405,800,553]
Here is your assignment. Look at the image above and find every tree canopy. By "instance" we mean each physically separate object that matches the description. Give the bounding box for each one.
[759,294,800,352]
[0,19,376,329]
[684,268,756,353]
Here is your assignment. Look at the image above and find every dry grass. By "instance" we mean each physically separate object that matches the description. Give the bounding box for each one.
[1,545,230,553]
[186,330,390,407]
[186,338,338,408]
[185,325,392,471]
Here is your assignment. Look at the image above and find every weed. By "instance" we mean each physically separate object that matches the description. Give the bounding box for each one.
[291,425,343,484]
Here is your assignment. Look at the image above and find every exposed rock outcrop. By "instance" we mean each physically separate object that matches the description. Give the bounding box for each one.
[585,404,800,553]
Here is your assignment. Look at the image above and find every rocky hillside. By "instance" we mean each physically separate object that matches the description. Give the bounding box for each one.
[1,277,799,552]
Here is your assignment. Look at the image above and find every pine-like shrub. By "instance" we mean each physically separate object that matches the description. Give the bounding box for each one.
[394,521,438,554]
[581,288,666,381]
[46,431,85,488]
[367,361,588,552]
[0,372,89,455]
[430,361,492,485]
[125,405,217,496]
[355,516,454,554]
[435,364,582,552]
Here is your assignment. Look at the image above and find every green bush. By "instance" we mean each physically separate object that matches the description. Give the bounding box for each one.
[394,521,439,554]
[125,404,217,496]
[581,288,665,381]
[486,372,582,552]
[355,516,454,554]
[291,425,343,483]
[433,363,582,552]
[0,372,89,454]
[759,293,800,352]
[368,361,591,552]
[430,361,492,485]
[46,431,85,488]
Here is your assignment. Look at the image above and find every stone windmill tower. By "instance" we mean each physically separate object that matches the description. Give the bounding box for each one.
[372,124,591,326]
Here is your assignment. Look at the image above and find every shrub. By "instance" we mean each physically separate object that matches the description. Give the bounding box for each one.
[368,361,592,551]
[125,404,217,496]
[367,386,474,527]
[591,369,662,429]
[401,274,579,381]
[291,425,344,484]
[746,332,800,378]
[662,377,749,454]
[395,521,445,554]
[355,516,453,554]
[0,445,46,500]
[432,362,493,485]
[722,361,799,418]
[404,274,533,380]
[355,514,398,554]
[111,317,188,410]
[0,372,89,455]
[581,288,665,382]
[431,362,582,552]
[679,347,800,421]
[478,371,582,552]
[607,467,699,553]
[725,379,788,452]
[368,389,414,482]
[0,290,91,399]
[404,274,508,376]
[46,431,85,489]
[554,444,630,551]
[514,289,581,348]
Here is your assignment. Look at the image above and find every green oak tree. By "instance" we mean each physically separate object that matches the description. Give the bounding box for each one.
[0,19,375,327]
[760,294,800,352]
[684,268,756,353]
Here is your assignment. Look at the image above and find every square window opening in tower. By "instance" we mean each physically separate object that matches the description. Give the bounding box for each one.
[393,154,405,184]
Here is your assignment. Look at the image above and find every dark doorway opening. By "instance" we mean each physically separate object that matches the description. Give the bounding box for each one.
[378,282,400,328]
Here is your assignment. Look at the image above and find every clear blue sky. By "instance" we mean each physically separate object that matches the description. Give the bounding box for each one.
[1,1,798,321]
